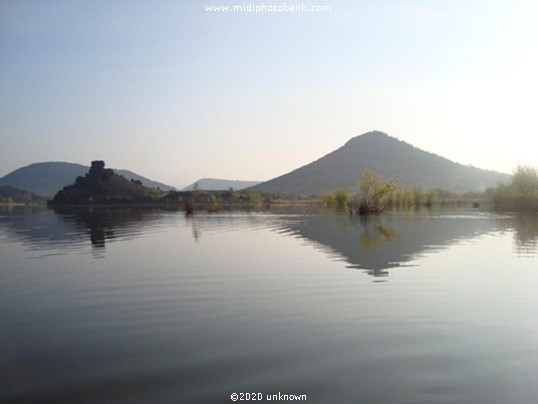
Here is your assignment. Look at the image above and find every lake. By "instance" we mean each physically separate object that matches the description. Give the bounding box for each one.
[1,206,537,403]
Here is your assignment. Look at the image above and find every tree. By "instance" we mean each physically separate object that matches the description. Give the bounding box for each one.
[512,166,538,199]
[351,169,396,215]
[492,165,538,211]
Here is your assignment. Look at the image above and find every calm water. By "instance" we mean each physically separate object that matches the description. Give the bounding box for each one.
[1,206,537,403]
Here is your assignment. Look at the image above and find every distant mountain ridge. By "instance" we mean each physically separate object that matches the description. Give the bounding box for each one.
[249,131,510,194]
[0,162,175,197]
[182,178,261,191]
[2,132,512,198]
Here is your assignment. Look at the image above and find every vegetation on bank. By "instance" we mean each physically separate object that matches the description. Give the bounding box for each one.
[319,188,350,210]
[319,165,538,215]
[489,165,538,211]
[162,189,268,213]
[320,169,440,215]
[0,185,46,205]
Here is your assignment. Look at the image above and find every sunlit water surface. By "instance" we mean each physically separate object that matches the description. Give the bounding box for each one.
[1,207,537,403]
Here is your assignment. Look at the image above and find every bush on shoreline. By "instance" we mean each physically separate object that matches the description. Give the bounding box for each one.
[491,165,538,211]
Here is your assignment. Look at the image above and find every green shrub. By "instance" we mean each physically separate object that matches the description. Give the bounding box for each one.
[491,165,538,211]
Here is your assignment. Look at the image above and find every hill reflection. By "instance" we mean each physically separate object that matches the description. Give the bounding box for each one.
[51,207,173,249]
[279,210,537,277]
[0,206,177,256]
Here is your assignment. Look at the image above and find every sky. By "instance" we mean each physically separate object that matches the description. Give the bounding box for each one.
[1,0,537,187]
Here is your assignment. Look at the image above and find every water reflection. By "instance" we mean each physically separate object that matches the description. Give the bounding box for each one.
[0,206,177,256]
[506,213,538,256]
[358,216,399,253]
[1,206,537,266]
[52,206,169,249]
[279,210,504,277]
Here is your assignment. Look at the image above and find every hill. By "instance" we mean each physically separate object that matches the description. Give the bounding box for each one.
[249,131,511,195]
[114,169,175,192]
[182,178,261,191]
[0,162,175,197]
[48,161,164,205]
[0,162,88,197]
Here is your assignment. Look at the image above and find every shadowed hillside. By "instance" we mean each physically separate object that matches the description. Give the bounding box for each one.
[48,161,165,205]
[249,131,510,195]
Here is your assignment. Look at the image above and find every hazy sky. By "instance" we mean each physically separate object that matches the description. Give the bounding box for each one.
[1,0,537,186]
